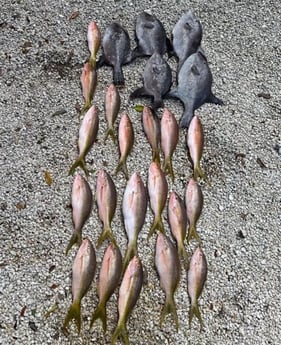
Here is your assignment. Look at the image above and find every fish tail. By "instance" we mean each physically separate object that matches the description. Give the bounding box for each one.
[68,155,89,176]
[104,126,116,143]
[62,300,81,335]
[123,241,137,273]
[130,87,146,100]
[152,148,160,164]
[194,163,208,183]
[97,226,117,248]
[163,157,175,183]
[208,92,224,106]
[65,231,82,255]
[187,224,201,244]
[152,97,164,110]
[89,55,97,69]
[189,300,203,331]
[147,215,165,240]
[178,241,189,263]
[180,109,194,129]
[111,320,129,345]
[81,100,92,113]
[115,158,129,180]
[90,301,107,333]
[113,66,124,86]
[160,295,179,332]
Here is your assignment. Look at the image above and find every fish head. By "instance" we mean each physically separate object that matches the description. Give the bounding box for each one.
[73,174,84,191]
[81,62,92,80]
[127,256,142,278]
[169,191,180,209]
[162,108,175,125]
[188,114,202,133]
[106,83,120,106]
[149,161,161,172]
[156,232,168,251]
[190,246,208,279]
[88,21,99,33]
[96,169,107,191]
[142,106,153,123]
[184,11,202,31]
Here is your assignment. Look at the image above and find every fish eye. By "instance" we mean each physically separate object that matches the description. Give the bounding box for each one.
[184,22,191,31]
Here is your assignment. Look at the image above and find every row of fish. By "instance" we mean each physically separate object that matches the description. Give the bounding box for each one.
[61,13,211,344]
[95,11,224,128]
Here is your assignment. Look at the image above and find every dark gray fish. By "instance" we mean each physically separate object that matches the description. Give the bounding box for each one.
[168,51,224,128]
[172,11,202,71]
[130,52,172,110]
[97,22,133,86]
[134,12,172,57]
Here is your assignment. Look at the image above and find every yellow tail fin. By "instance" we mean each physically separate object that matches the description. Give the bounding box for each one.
[90,301,107,333]
[62,300,81,335]
[111,320,129,345]
[160,295,179,332]
[65,231,82,255]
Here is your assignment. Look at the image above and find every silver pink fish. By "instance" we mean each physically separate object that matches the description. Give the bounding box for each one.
[155,233,180,330]
[96,169,117,247]
[116,113,134,180]
[69,105,99,175]
[66,174,92,255]
[80,62,97,112]
[187,246,207,330]
[111,256,143,345]
[90,243,122,332]
[104,83,121,143]
[160,108,179,182]
[122,173,147,270]
[185,178,203,243]
[147,162,168,239]
[63,238,96,334]
[186,115,207,181]
[142,105,161,163]
[87,21,101,68]
[168,191,188,260]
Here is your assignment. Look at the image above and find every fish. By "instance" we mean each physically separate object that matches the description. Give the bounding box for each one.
[95,169,117,247]
[160,108,179,182]
[122,173,147,270]
[172,11,202,71]
[90,243,122,332]
[104,83,121,143]
[186,115,206,181]
[87,21,101,68]
[142,105,161,163]
[80,62,97,112]
[155,233,180,331]
[115,113,134,180]
[65,174,93,255]
[63,238,96,334]
[187,246,207,330]
[168,191,188,261]
[133,12,172,57]
[97,22,133,86]
[130,52,172,110]
[147,162,168,239]
[168,51,224,128]
[69,105,99,176]
[111,256,143,345]
[185,178,203,244]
